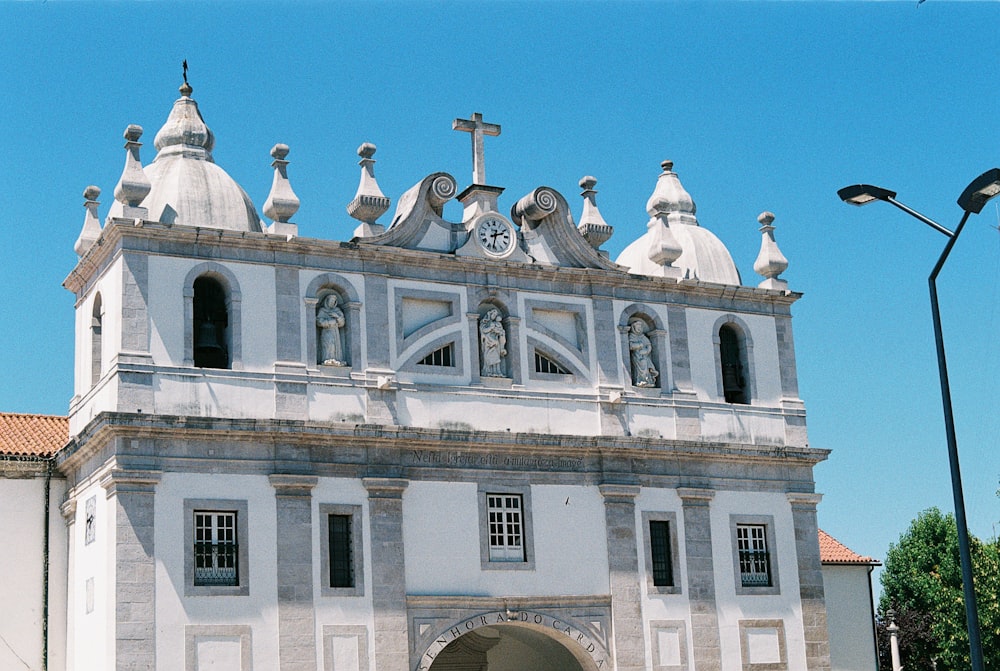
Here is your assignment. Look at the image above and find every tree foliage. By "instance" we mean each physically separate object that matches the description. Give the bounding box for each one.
[878,508,1000,671]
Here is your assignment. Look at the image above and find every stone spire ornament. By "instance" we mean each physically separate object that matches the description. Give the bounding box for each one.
[753,211,789,291]
[75,186,102,256]
[112,125,151,220]
[577,176,613,257]
[644,161,686,277]
[347,142,390,237]
[263,144,300,237]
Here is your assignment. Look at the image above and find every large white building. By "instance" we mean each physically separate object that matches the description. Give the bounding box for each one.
[2,77,856,671]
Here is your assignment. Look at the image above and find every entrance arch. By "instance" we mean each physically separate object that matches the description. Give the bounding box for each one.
[417,610,608,671]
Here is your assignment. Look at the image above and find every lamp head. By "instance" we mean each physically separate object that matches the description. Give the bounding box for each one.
[837,184,897,206]
[957,168,1000,214]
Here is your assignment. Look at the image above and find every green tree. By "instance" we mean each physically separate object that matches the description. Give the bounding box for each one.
[878,508,1000,671]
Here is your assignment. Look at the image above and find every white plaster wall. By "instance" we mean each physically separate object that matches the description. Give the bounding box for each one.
[307,385,366,423]
[398,391,602,436]
[66,481,113,671]
[403,481,609,596]
[710,491,806,671]
[154,472,280,671]
[0,476,47,671]
[685,308,782,405]
[147,256,277,370]
[823,565,877,671]
[153,372,275,418]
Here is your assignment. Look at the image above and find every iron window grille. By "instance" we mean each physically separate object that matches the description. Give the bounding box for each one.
[194,511,239,587]
[737,524,771,587]
[649,520,674,587]
[328,514,354,588]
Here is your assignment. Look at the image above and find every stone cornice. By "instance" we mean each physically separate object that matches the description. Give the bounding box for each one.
[63,219,800,311]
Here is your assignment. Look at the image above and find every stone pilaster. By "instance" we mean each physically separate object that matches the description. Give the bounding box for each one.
[599,484,644,671]
[101,468,161,671]
[593,298,621,387]
[788,493,831,671]
[275,267,302,362]
[364,477,409,671]
[271,475,319,671]
[678,487,721,671]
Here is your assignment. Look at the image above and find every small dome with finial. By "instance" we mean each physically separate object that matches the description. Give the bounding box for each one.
[109,71,262,232]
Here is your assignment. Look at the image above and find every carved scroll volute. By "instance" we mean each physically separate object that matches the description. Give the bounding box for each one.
[510,187,558,229]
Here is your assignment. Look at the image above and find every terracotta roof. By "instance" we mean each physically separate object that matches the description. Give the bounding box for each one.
[819,529,879,565]
[0,413,68,457]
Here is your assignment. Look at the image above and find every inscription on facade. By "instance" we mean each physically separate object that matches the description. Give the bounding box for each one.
[410,451,583,470]
[418,610,608,670]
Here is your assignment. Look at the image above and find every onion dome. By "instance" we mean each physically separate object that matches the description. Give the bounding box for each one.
[109,80,262,232]
[615,160,740,285]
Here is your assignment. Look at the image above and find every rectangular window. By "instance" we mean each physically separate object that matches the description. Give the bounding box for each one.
[194,511,239,587]
[329,514,354,588]
[650,520,674,587]
[320,503,364,597]
[487,494,525,562]
[737,524,771,587]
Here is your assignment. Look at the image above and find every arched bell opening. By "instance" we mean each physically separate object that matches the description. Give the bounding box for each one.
[425,623,600,671]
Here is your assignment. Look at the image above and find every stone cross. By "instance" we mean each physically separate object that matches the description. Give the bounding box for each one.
[453,112,500,186]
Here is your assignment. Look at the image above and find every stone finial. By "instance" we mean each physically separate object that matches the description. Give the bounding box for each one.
[112,125,151,219]
[75,186,102,256]
[644,161,685,278]
[577,176,613,256]
[347,142,390,237]
[753,211,789,291]
[263,143,300,237]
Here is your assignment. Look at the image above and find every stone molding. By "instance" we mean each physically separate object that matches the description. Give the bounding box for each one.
[361,477,408,498]
[269,473,319,496]
[99,468,161,497]
[677,487,715,505]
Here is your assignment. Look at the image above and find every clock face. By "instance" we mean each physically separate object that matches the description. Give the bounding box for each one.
[475,216,515,257]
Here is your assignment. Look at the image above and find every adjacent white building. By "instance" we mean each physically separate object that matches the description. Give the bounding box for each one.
[3,76,861,671]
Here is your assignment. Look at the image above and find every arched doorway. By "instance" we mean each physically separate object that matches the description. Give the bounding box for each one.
[418,610,607,671]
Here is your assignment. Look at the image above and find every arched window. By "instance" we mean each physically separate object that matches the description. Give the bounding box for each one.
[719,324,748,404]
[193,276,229,369]
[91,294,103,386]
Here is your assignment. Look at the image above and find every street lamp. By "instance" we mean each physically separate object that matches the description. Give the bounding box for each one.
[838,168,1000,671]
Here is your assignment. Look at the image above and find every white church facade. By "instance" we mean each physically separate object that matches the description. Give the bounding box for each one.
[4,76,837,671]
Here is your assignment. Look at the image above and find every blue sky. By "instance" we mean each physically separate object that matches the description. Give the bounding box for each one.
[3,1,999,586]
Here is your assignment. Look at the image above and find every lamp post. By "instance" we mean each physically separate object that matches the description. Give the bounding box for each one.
[838,168,1000,671]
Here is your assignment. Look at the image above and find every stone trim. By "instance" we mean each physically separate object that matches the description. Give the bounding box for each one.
[184,624,253,671]
[641,511,681,595]
[319,503,365,597]
[275,266,301,362]
[738,619,787,671]
[322,625,369,671]
[730,514,781,596]
[304,271,362,371]
[478,482,535,570]
[183,498,250,597]
[393,287,464,355]
[787,493,831,671]
[600,482,644,671]
[678,488,721,671]
[269,473,318,496]
[649,620,689,671]
[273,476,317,671]
[364,476,409,671]
[100,468,162,497]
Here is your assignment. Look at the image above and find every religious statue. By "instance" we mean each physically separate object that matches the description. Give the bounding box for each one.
[628,319,658,387]
[316,294,347,366]
[479,308,507,377]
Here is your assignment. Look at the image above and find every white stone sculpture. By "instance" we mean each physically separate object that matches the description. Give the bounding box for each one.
[316,294,347,366]
[628,319,658,388]
[479,308,507,378]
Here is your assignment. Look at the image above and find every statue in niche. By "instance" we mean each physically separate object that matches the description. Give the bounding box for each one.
[316,294,347,366]
[628,319,658,387]
[479,308,508,377]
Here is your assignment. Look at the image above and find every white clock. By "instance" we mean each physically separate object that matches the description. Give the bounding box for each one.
[474,215,516,258]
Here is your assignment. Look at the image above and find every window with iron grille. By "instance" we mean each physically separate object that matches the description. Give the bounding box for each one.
[736,524,771,587]
[534,351,569,375]
[649,520,674,587]
[487,494,525,562]
[418,343,454,367]
[328,514,354,588]
[194,511,239,587]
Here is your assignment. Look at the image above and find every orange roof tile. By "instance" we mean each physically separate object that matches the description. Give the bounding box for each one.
[0,413,68,457]
[819,528,878,565]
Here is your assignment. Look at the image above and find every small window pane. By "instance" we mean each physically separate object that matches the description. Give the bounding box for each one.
[487,494,525,562]
[649,520,673,587]
[329,514,354,588]
[193,511,239,587]
[737,524,771,587]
